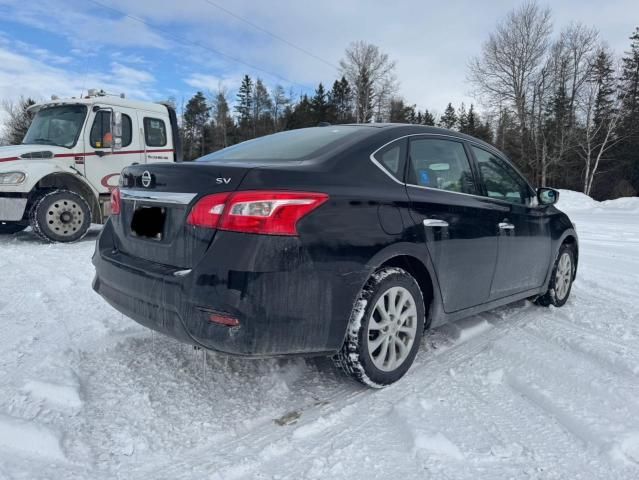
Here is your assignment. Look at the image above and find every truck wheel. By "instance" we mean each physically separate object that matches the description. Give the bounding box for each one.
[535,244,575,307]
[0,222,27,234]
[30,190,92,243]
[333,267,425,388]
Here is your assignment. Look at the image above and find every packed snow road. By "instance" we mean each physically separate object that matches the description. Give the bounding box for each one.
[0,191,638,479]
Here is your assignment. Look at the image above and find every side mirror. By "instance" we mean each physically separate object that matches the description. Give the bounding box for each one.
[537,187,559,206]
[111,111,123,151]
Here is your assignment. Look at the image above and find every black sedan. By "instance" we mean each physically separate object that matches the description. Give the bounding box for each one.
[92,124,578,387]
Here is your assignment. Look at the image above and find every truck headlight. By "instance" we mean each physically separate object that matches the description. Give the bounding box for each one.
[0,172,26,185]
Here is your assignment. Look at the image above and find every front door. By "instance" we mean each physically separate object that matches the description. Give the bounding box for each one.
[83,108,142,193]
[469,145,551,299]
[406,136,505,313]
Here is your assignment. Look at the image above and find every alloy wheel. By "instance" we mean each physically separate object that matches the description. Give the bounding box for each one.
[367,286,418,372]
[555,252,572,301]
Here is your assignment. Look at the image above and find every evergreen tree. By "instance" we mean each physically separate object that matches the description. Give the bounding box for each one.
[327,77,354,123]
[457,103,468,132]
[311,83,329,124]
[235,75,253,140]
[618,27,639,191]
[466,104,478,135]
[285,95,314,129]
[182,91,210,160]
[421,109,436,126]
[439,103,457,129]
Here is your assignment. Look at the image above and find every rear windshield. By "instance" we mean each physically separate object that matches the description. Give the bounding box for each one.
[197,126,370,162]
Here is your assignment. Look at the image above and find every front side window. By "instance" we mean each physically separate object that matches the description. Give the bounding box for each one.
[23,105,87,148]
[90,111,132,148]
[408,138,478,195]
[372,139,406,181]
[144,117,167,147]
[472,146,531,204]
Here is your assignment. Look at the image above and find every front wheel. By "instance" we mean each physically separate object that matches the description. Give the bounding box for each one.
[535,244,575,307]
[0,222,27,234]
[30,190,92,243]
[333,267,425,388]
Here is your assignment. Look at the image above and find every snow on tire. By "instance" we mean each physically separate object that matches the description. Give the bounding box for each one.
[30,189,92,243]
[333,267,425,388]
[535,243,575,307]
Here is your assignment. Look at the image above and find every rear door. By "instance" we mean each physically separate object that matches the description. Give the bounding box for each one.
[83,107,142,192]
[138,114,174,164]
[469,145,551,298]
[405,136,505,313]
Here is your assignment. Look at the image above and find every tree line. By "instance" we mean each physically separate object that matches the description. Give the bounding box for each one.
[469,2,639,199]
[1,6,637,200]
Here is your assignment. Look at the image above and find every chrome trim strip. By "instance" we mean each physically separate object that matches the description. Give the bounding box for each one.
[120,189,197,205]
[368,132,534,206]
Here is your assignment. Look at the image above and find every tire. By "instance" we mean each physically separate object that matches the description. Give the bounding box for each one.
[0,222,27,234]
[30,189,92,243]
[333,267,425,388]
[535,244,575,307]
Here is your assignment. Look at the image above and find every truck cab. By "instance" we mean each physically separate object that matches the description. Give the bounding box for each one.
[0,89,181,242]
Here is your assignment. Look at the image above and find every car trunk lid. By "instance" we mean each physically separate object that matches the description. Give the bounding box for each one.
[114,163,251,269]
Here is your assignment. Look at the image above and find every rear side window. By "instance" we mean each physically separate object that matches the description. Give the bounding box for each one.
[144,117,167,147]
[372,139,406,181]
[472,146,531,204]
[90,111,132,148]
[408,138,478,195]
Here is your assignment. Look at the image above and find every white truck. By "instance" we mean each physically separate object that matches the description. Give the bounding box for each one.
[0,89,181,242]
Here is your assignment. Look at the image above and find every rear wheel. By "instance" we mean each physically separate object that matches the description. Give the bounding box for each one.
[535,244,575,307]
[30,190,92,243]
[0,222,27,234]
[334,267,425,388]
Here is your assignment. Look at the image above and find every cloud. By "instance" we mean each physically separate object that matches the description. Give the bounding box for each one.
[0,0,638,119]
[0,41,160,106]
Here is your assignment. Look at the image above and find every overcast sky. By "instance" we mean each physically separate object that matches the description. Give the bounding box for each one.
[0,0,637,120]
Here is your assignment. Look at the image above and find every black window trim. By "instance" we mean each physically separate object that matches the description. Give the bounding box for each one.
[370,137,408,183]
[90,110,133,149]
[143,116,168,147]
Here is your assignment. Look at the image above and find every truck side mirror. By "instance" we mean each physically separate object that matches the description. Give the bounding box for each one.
[112,111,123,151]
[537,187,559,206]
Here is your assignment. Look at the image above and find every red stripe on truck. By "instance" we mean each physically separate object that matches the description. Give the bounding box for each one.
[0,149,174,163]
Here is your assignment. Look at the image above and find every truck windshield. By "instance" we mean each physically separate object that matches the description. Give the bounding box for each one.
[23,105,87,148]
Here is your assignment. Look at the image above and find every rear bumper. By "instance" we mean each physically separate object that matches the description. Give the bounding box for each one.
[0,194,28,221]
[92,221,361,357]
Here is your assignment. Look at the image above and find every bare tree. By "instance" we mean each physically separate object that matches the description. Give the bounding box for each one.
[0,97,36,145]
[270,85,290,132]
[212,84,232,149]
[339,41,398,123]
[577,50,625,195]
[469,1,552,171]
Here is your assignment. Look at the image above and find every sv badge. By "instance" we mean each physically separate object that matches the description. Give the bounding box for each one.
[216,177,231,184]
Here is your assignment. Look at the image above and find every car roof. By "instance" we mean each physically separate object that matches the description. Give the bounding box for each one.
[342,123,500,156]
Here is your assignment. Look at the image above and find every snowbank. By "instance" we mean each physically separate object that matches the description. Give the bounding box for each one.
[557,189,639,214]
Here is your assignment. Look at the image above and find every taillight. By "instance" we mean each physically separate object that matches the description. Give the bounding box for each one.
[110,187,121,215]
[187,191,328,236]
[186,192,230,228]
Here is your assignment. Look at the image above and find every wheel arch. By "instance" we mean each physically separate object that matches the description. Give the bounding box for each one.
[364,243,442,329]
[30,172,101,223]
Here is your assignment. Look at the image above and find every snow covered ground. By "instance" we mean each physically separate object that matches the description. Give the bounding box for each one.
[0,190,638,479]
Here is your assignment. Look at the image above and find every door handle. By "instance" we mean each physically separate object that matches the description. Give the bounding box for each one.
[423,219,449,228]
[498,222,515,230]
